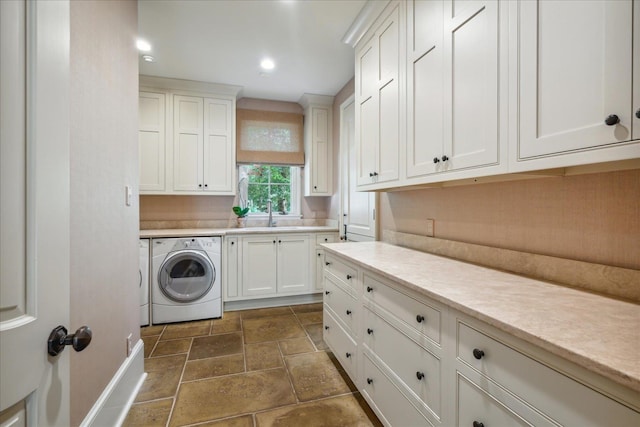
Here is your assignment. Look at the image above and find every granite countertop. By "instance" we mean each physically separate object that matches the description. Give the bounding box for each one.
[321,241,640,394]
[140,226,338,238]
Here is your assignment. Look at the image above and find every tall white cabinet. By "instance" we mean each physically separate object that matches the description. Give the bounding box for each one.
[300,94,333,197]
[138,76,240,195]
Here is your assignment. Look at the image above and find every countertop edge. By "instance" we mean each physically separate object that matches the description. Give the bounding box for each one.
[140,226,339,238]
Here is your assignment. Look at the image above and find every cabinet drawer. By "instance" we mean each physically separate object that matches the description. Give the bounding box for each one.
[316,233,338,245]
[458,321,640,425]
[323,309,357,379]
[324,254,358,290]
[362,354,432,427]
[363,307,441,417]
[364,274,441,344]
[324,275,358,335]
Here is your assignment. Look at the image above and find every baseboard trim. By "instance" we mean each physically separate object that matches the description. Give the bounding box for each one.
[80,339,146,427]
[224,293,322,311]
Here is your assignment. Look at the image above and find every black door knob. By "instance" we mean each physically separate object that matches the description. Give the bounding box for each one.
[416,371,425,380]
[48,325,92,356]
[636,109,640,119]
[367,328,373,335]
[473,348,485,360]
[605,114,620,126]
[433,157,440,164]
[441,155,449,162]
[473,422,484,427]
[416,315,425,323]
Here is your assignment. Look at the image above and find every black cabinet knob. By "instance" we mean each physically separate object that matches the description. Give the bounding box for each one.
[324,325,329,330]
[317,253,321,257]
[433,157,440,164]
[416,371,425,380]
[373,172,378,176]
[231,241,234,245]
[273,240,276,244]
[325,262,331,266]
[636,109,640,119]
[345,352,352,358]
[473,348,485,360]
[366,286,373,293]
[473,422,484,427]
[325,291,330,295]
[314,185,317,189]
[198,184,203,188]
[278,240,281,243]
[416,315,425,323]
[204,184,208,188]
[367,328,373,335]
[605,114,620,126]
[324,238,328,242]
[346,310,352,315]
[346,274,352,280]
[369,172,374,177]
[367,378,373,384]
[441,155,449,162]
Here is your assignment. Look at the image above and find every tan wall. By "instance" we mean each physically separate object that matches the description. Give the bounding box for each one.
[380,169,640,270]
[70,1,139,424]
[329,78,355,220]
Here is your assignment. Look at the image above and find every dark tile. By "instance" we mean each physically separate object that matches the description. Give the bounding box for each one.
[141,325,165,337]
[169,369,296,426]
[135,354,186,402]
[304,323,328,350]
[183,354,245,381]
[290,303,323,314]
[278,337,315,356]
[195,415,254,427]
[150,338,191,357]
[161,320,212,340]
[243,314,306,344]
[122,398,173,427]
[255,394,376,427]
[142,335,159,358]
[295,311,323,325]
[284,352,351,401]
[240,306,293,320]
[212,316,242,335]
[246,342,283,371]
[190,332,243,360]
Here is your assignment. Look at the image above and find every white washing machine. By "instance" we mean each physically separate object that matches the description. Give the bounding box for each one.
[139,239,150,326]
[152,237,222,324]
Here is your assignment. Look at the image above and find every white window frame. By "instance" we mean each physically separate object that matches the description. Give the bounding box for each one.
[237,165,302,219]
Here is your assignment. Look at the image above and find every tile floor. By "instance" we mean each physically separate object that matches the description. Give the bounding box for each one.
[123,303,382,427]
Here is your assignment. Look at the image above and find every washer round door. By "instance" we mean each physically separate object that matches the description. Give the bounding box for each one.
[157,249,215,303]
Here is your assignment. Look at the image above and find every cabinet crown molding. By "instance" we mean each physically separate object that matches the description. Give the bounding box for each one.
[139,75,242,98]
[298,93,335,109]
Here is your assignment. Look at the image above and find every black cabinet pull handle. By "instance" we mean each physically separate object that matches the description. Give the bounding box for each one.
[324,325,329,330]
[605,114,620,126]
[441,155,449,162]
[345,352,352,358]
[346,310,352,315]
[367,328,373,335]
[325,262,331,266]
[346,274,352,280]
[416,315,425,323]
[325,291,330,295]
[473,348,485,360]
[366,286,373,292]
[416,371,425,380]
[473,422,484,427]
[433,157,440,164]
[367,378,373,384]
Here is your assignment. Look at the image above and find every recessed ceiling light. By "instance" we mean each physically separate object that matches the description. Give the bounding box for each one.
[136,39,151,52]
[142,55,155,63]
[260,58,275,70]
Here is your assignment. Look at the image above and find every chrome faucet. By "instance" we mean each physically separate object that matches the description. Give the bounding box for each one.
[267,200,276,227]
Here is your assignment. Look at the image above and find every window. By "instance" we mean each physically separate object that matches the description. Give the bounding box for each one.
[238,165,300,216]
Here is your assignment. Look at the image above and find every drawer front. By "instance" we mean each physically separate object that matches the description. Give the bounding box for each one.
[316,233,338,245]
[364,273,441,344]
[323,308,357,379]
[362,354,433,427]
[324,274,358,334]
[324,254,358,290]
[458,321,640,425]
[363,307,441,417]
[457,373,537,427]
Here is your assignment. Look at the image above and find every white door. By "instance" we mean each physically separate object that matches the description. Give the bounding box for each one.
[1,1,71,425]
[340,96,376,242]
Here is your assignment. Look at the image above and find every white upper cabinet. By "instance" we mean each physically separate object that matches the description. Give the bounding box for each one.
[406,0,507,182]
[300,94,333,196]
[355,1,403,189]
[139,92,166,192]
[512,0,640,170]
[203,98,235,193]
[173,95,204,191]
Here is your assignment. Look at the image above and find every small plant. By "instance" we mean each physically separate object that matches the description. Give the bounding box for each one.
[232,206,249,218]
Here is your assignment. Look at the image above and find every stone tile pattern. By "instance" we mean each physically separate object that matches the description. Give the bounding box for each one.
[123,305,382,427]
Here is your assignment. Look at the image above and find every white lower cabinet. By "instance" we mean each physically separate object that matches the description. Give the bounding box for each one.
[323,252,640,427]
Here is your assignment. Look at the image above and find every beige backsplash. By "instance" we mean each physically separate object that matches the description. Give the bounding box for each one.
[383,230,640,303]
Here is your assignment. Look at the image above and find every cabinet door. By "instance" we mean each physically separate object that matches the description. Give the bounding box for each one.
[139,92,166,191]
[443,0,500,171]
[406,0,444,178]
[173,95,204,191]
[241,236,277,297]
[225,237,239,299]
[309,106,330,195]
[315,249,324,291]
[203,98,234,194]
[518,0,633,159]
[355,39,379,187]
[276,234,311,293]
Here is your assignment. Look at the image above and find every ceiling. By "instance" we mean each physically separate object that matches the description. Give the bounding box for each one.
[138,0,367,102]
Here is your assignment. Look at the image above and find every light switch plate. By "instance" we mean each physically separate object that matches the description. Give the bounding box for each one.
[125,185,133,206]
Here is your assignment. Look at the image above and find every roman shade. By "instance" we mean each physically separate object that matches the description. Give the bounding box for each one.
[236,109,304,165]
